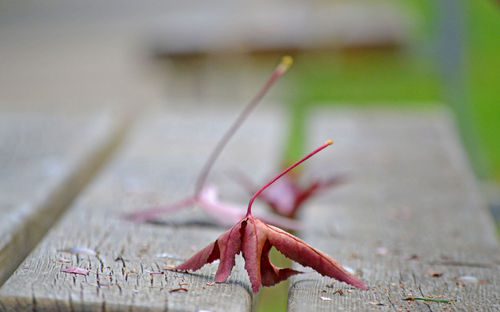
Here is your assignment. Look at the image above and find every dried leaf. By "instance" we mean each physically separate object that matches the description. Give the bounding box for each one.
[61,266,89,276]
[174,214,367,293]
[173,141,366,293]
[198,186,301,230]
[124,57,294,229]
[235,171,345,218]
[124,185,300,230]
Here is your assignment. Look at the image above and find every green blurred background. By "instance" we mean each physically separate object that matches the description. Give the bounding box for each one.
[283,0,500,184]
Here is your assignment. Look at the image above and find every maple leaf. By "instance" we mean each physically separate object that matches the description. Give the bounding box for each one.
[126,184,300,230]
[174,140,368,292]
[125,56,295,228]
[235,169,345,218]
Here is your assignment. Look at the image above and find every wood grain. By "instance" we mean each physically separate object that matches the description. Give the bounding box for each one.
[0,112,125,286]
[287,109,500,311]
[0,108,286,311]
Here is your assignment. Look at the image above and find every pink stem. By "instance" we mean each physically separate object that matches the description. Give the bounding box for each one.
[193,57,293,197]
[246,140,333,216]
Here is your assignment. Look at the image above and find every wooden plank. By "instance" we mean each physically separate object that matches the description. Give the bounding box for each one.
[0,112,126,286]
[287,109,500,311]
[0,107,286,311]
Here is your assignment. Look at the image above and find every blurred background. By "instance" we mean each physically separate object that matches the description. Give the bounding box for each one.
[0,0,499,308]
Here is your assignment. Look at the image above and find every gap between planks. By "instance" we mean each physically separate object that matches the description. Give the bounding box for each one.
[0,112,130,287]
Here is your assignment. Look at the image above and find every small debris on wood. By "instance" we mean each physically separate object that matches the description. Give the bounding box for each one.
[164,264,176,270]
[114,256,126,262]
[128,269,138,274]
[56,257,72,263]
[369,301,384,306]
[456,275,487,285]
[391,208,413,220]
[59,247,96,256]
[178,282,189,286]
[403,297,453,304]
[61,266,89,276]
[457,275,478,282]
[156,252,176,258]
[138,243,149,253]
[405,254,419,260]
[206,282,216,286]
[375,247,388,256]
[320,296,332,301]
[144,270,164,275]
[169,287,188,293]
[333,288,344,295]
[428,269,443,277]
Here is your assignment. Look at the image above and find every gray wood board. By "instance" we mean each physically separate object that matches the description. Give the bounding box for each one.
[287,109,500,311]
[0,112,125,286]
[0,108,286,311]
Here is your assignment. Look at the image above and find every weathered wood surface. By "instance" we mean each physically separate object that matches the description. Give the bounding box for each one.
[0,108,285,311]
[0,112,125,286]
[288,110,500,311]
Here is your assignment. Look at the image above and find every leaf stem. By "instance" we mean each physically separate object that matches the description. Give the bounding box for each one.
[193,56,293,197]
[246,140,333,216]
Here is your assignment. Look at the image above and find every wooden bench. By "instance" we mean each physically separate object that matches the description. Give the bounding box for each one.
[288,109,500,311]
[0,108,498,311]
[0,112,126,286]
[0,107,285,311]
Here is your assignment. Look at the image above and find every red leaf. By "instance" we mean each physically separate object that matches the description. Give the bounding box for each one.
[236,171,345,218]
[174,141,367,293]
[125,57,294,228]
[174,214,366,292]
[124,185,301,230]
